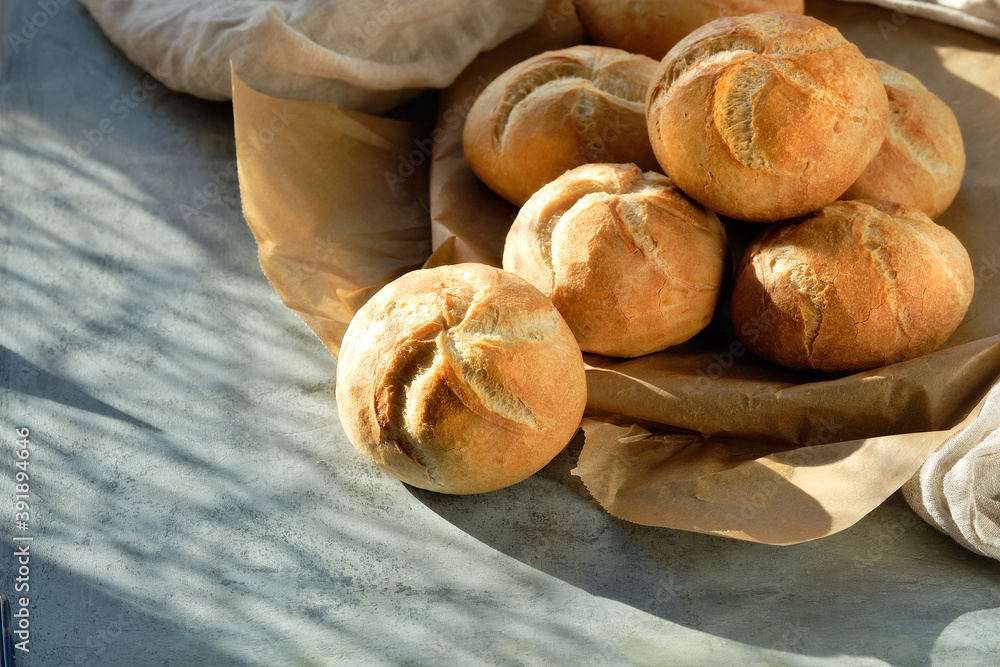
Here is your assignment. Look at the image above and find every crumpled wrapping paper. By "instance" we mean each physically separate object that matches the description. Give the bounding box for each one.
[232,69,434,356]
[574,395,990,545]
[230,0,1000,554]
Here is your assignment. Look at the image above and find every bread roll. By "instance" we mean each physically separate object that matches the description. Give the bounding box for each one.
[576,0,804,61]
[503,163,728,358]
[730,200,974,373]
[646,12,889,223]
[463,45,660,206]
[840,59,965,219]
[336,264,587,495]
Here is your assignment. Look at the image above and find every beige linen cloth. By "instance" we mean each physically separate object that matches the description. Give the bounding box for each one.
[80,0,549,113]
[81,0,1000,559]
[903,381,1000,560]
[839,0,1000,38]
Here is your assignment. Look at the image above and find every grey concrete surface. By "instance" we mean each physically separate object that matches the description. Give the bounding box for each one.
[1,1,998,666]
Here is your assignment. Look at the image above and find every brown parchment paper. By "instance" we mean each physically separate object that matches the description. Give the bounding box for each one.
[234,69,434,357]
[235,0,1000,545]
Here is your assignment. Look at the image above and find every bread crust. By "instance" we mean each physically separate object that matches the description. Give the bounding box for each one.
[463,45,660,206]
[336,264,587,494]
[576,0,804,61]
[646,12,889,222]
[840,59,965,219]
[503,163,728,358]
[730,200,974,373]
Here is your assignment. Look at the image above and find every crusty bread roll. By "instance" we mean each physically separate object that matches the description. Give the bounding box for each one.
[503,163,728,358]
[646,12,889,223]
[336,263,587,495]
[463,45,660,206]
[576,0,804,61]
[730,200,974,373]
[840,59,965,220]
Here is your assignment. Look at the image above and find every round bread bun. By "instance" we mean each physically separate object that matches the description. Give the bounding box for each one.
[730,200,974,373]
[646,12,889,223]
[840,59,965,219]
[463,45,660,206]
[503,163,729,358]
[336,263,587,495]
[576,0,804,61]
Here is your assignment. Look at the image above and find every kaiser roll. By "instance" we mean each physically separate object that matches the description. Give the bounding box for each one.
[840,59,965,220]
[463,45,660,206]
[336,263,587,495]
[503,163,729,358]
[730,200,974,373]
[646,12,889,222]
[576,0,804,61]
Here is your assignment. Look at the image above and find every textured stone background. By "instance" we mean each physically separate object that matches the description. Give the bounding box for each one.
[1,1,998,665]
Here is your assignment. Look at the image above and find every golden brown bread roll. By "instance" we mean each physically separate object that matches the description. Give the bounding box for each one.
[646,12,889,223]
[840,59,965,220]
[503,163,728,358]
[463,45,660,206]
[576,0,804,61]
[336,263,587,494]
[730,200,974,373]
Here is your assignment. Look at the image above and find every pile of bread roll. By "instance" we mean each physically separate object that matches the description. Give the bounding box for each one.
[337,6,974,494]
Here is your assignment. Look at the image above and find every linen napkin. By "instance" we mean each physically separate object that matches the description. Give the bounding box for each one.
[904,381,1000,560]
[840,0,1000,39]
[79,0,548,112]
